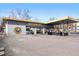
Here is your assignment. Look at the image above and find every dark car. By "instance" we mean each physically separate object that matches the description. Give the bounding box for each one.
[26,30,34,34]
[37,30,42,34]
[47,30,54,35]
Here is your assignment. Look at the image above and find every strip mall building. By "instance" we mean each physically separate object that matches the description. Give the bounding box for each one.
[2,16,79,35]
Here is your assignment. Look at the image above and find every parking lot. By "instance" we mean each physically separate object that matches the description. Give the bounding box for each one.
[2,34,79,56]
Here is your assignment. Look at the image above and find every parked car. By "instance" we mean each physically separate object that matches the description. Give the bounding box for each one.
[64,32,68,36]
[37,30,43,34]
[26,30,34,34]
[63,29,68,36]
[47,30,54,35]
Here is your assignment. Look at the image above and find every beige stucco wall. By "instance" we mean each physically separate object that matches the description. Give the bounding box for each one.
[6,24,26,35]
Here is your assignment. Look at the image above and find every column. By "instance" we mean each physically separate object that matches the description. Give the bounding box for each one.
[5,22,8,35]
[71,23,73,32]
[75,24,77,32]
[66,24,68,32]
[34,28,37,35]
[42,28,45,35]
[62,24,64,32]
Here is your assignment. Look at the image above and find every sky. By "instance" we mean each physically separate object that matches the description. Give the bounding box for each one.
[0,3,79,22]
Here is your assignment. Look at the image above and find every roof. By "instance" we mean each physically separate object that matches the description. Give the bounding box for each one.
[3,17,45,24]
[2,16,79,24]
[45,16,79,24]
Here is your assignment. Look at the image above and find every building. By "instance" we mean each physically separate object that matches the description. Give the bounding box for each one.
[2,16,79,35]
[46,16,79,33]
[2,17,46,35]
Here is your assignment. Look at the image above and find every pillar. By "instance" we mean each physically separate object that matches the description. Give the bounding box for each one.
[34,28,37,35]
[66,21,69,35]
[75,24,77,32]
[5,24,8,34]
[42,28,45,34]
[5,21,8,36]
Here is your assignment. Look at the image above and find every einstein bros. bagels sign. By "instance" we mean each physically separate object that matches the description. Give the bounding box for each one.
[14,27,22,34]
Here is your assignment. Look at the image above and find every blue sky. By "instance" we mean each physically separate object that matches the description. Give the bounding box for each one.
[0,3,79,22]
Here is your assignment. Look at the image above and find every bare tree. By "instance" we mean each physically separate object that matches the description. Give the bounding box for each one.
[22,9,31,20]
[9,9,16,18]
[16,9,22,18]
[9,9,31,20]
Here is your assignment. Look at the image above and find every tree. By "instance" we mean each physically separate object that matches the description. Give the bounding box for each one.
[9,9,31,20]
[16,9,22,18]
[9,9,16,18]
[22,9,31,20]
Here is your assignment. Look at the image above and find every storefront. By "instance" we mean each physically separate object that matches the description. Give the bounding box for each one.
[2,16,79,35]
[2,17,46,35]
[46,16,79,33]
